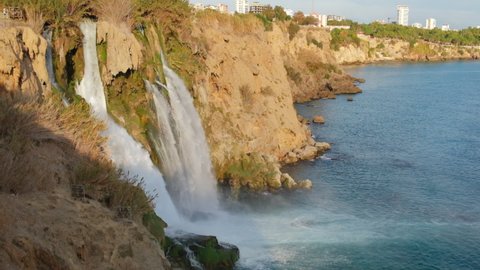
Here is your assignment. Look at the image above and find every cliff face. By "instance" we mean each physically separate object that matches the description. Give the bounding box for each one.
[334,34,480,65]
[0,27,50,97]
[281,26,362,102]
[191,19,310,171]
[0,27,170,270]
[189,18,358,181]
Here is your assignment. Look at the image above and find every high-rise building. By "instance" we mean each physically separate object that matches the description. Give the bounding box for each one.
[396,5,409,26]
[236,0,249,14]
[426,18,436,29]
[319,14,328,27]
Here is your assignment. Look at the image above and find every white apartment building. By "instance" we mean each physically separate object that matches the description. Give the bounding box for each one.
[441,24,450,31]
[397,5,409,26]
[412,23,422,28]
[236,0,249,14]
[319,14,328,27]
[426,18,436,29]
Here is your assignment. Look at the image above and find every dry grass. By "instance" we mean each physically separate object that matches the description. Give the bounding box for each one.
[94,0,134,28]
[0,92,155,219]
[24,7,45,34]
[195,10,263,34]
[0,95,67,193]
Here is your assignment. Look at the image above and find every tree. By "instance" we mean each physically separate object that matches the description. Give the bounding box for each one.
[292,11,304,24]
[273,6,287,21]
[261,5,275,21]
[302,16,319,26]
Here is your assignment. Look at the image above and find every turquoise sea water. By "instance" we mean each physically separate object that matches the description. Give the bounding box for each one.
[231,61,480,269]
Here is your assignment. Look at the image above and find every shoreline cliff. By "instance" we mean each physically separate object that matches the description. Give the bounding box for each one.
[333,33,480,65]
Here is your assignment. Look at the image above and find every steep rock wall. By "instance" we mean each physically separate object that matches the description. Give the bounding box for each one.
[0,27,50,97]
[282,26,362,102]
[96,21,143,83]
[191,19,312,176]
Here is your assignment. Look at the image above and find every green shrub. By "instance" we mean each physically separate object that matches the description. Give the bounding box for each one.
[330,28,361,51]
[288,22,300,40]
[225,153,277,191]
[360,22,480,46]
[284,65,302,85]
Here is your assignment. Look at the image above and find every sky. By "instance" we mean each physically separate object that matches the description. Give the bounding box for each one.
[196,0,480,29]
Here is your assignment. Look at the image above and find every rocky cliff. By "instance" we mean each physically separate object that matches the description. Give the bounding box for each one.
[280,26,362,102]
[0,26,50,97]
[188,15,354,189]
[0,26,171,270]
[334,34,480,65]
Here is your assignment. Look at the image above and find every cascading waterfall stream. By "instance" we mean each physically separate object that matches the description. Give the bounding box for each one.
[43,29,69,105]
[76,21,179,222]
[145,54,219,220]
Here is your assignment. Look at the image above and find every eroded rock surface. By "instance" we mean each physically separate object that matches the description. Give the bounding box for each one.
[0,27,50,96]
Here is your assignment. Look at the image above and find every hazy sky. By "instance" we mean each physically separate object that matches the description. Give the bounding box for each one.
[196,0,480,29]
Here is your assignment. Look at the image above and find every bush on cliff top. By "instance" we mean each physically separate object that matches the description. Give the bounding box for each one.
[360,22,480,46]
[330,28,361,51]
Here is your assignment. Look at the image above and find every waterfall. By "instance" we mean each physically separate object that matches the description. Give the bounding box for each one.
[76,21,179,222]
[43,29,69,105]
[145,54,219,220]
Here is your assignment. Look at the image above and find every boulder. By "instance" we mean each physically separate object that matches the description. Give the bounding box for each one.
[297,145,318,160]
[297,179,313,189]
[284,151,299,164]
[267,171,282,189]
[281,173,297,189]
[312,115,325,124]
[314,142,331,153]
[165,234,239,270]
[142,212,168,247]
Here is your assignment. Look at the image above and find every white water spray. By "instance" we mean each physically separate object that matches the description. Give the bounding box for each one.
[145,54,219,219]
[77,21,178,222]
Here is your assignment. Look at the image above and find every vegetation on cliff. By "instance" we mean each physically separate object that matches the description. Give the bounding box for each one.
[360,23,480,46]
[330,22,480,51]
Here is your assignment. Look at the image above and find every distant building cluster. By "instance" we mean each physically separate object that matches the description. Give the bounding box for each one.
[192,1,350,30]
[191,3,229,13]
[393,5,454,31]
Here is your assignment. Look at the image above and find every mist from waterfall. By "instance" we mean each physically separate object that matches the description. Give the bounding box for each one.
[76,21,179,222]
[145,54,219,220]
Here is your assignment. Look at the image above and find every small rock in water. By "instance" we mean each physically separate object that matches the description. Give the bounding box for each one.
[312,115,325,124]
[297,179,313,189]
[281,173,297,189]
[347,97,354,102]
